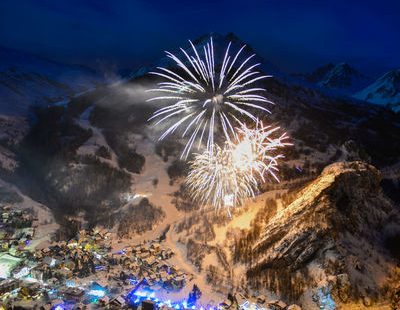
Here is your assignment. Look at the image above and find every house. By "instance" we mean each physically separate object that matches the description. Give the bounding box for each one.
[64,287,85,301]
[219,299,233,309]
[142,299,155,310]
[42,256,56,267]
[144,257,157,268]
[256,295,266,304]
[139,252,150,260]
[173,275,186,287]
[110,296,126,308]
[0,279,20,294]
[160,249,173,260]
[267,300,287,309]
[99,296,110,306]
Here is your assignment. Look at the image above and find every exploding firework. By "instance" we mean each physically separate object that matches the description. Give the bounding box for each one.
[185,143,257,215]
[234,120,290,182]
[185,121,289,214]
[147,37,272,158]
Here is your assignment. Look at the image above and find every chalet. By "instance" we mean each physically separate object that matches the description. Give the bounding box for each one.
[150,243,160,250]
[267,300,287,309]
[64,287,85,301]
[0,279,20,294]
[99,296,110,306]
[110,296,126,308]
[256,295,266,304]
[139,251,150,260]
[173,275,186,287]
[144,256,158,268]
[142,299,156,310]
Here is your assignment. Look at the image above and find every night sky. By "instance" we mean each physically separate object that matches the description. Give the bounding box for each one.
[1,0,399,75]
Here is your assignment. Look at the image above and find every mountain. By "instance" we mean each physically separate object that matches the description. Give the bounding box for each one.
[1,33,400,308]
[246,161,400,307]
[0,46,104,116]
[129,32,280,80]
[298,62,335,83]
[298,62,372,94]
[354,69,400,112]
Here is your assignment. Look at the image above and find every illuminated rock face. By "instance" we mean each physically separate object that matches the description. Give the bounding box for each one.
[248,161,400,305]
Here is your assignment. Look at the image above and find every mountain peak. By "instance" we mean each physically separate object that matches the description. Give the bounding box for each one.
[296,62,371,94]
[354,68,400,110]
[318,62,370,92]
[0,46,103,116]
[130,33,279,80]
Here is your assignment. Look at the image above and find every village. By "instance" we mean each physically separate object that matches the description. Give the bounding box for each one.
[0,202,194,309]
[0,202,302,310]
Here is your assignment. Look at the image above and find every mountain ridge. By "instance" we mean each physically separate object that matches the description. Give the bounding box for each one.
[0,45,104,116]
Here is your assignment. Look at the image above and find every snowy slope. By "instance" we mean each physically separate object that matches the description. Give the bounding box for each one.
[0,46,103,116]
[319,63,371,92]
[299,62,371,94]
[354,69,400,111]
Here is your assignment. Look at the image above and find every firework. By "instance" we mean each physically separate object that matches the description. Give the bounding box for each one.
[233,120,290,182]
[185,121,289,214]
[185,143,257,215]
[147,37,272,158]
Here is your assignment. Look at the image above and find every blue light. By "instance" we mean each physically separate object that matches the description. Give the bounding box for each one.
[315,288,336,310]
[88,289,105,297]
[66,280,75,287]
[175,304,180,309]
[135,290,148,297]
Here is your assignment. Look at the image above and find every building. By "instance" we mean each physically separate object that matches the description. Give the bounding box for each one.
[142,299,156,310]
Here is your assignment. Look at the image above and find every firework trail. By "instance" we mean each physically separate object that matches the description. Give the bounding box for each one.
[147,37,272,159]
[185,121,290,214]
[185,143,257,215]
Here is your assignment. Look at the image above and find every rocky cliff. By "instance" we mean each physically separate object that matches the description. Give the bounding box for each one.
[247,161,400,307]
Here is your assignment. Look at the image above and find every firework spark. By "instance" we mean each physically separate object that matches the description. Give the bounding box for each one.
[185,121,289,214]
[185,143,257,215]
[147,37,272,158]
[234,120,290,182]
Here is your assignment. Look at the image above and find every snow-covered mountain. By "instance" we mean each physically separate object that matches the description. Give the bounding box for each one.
[0,46,103,116]
[298,62,371,94]
[247,161,399,306]
[354,69,400,112]
[3,32,399,308]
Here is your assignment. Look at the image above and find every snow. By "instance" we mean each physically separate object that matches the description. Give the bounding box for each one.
[0,46,103,116]
[0,115,29,171]
[75,105,119,167]
[354,69,400,108]
[0,178,59,249]
[317,63,371,94]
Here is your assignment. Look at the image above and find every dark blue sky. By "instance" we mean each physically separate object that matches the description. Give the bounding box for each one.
[0,0,399,76]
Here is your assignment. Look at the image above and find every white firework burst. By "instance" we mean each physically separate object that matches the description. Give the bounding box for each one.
[147,37,273,159]
[234,120,290,182]
[185,143,257,215]
[185,120,290,214]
